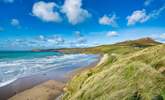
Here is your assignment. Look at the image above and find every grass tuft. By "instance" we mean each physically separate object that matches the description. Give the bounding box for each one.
[62,40,165,100]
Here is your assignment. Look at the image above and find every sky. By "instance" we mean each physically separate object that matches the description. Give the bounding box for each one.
[0,0,165,50]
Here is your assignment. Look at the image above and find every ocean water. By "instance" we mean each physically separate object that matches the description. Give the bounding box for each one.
[0,51,99,87]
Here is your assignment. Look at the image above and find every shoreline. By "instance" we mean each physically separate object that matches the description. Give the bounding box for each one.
[0,68,68,100]
[5,55,105,100]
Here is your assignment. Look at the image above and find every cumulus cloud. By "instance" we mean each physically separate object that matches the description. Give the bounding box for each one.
[36,35,65,45]
[149,33,165,42]
[77,37,87,44]
[13,35,66,49]
[107,31,118,38]
[99,14,118,27]
[127,9,149,26]
[149,5,165,18]
[47,35,65,45]
[37,35,45,41]
[32,1,62,22]
[75,31,83,38]
[75,31,86,43]
[4,32,89,49]
[127,5,165,26]
[61,0,91,25]
[67,31,87,47]
[11,19,20,27]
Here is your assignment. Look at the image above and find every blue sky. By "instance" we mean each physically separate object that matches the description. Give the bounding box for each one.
[0,0,165,50]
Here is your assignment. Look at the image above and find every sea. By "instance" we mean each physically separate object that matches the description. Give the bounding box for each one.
[0,51,99,87]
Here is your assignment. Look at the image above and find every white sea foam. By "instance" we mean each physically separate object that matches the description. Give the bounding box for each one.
[0,54,99,87]
[0,78,17,87]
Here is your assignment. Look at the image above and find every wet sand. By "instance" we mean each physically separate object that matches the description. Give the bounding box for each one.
[0,55,101,100]
[0,69,68,100]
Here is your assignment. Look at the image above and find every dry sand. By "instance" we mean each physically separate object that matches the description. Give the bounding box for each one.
[9,80,65,100]
[96,54,108,67]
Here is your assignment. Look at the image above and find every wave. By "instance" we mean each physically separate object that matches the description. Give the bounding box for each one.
[0,54,99,87]
[0,78,17,87]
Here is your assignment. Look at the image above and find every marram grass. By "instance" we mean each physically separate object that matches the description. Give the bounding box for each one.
[62,44,165,100]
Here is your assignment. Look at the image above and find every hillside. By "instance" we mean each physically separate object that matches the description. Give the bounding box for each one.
[116,37,161,47]
[62,38,165,100]
[55,37,161,54]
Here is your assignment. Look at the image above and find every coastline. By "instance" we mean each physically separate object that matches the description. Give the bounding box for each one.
[65,56,101,80]
[0,67,69,100]
[0,54,102,100]
[9,56,102,100]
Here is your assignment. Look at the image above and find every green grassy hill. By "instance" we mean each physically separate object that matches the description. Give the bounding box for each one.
[56,37,161,54]
[62,38,165,100]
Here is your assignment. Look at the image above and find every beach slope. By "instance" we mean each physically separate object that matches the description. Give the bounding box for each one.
[9,80,65,100]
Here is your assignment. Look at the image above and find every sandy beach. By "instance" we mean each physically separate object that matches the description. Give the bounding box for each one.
[0,54,104,100]
[9,80,65,100]
[0,68,69,100]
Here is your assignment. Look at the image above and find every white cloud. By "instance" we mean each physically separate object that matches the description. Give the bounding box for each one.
[75,31,83,37]
[47,35,65,44]
[74,31,87,43]
[32,1,62,22]
[107,31,118,38]
[67,31,87,48]
[5,33,89,49]
[127,9,149,26]
[149,5,165,18]
[38,35,45,41]
[160,33,165,39]
[127,5,165,26]
[11,19,20,27]
[77,37,87,43]
[61,0,91,25]
[99,14,117,27]
[16,35,66,48]
[36,35,65,45]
